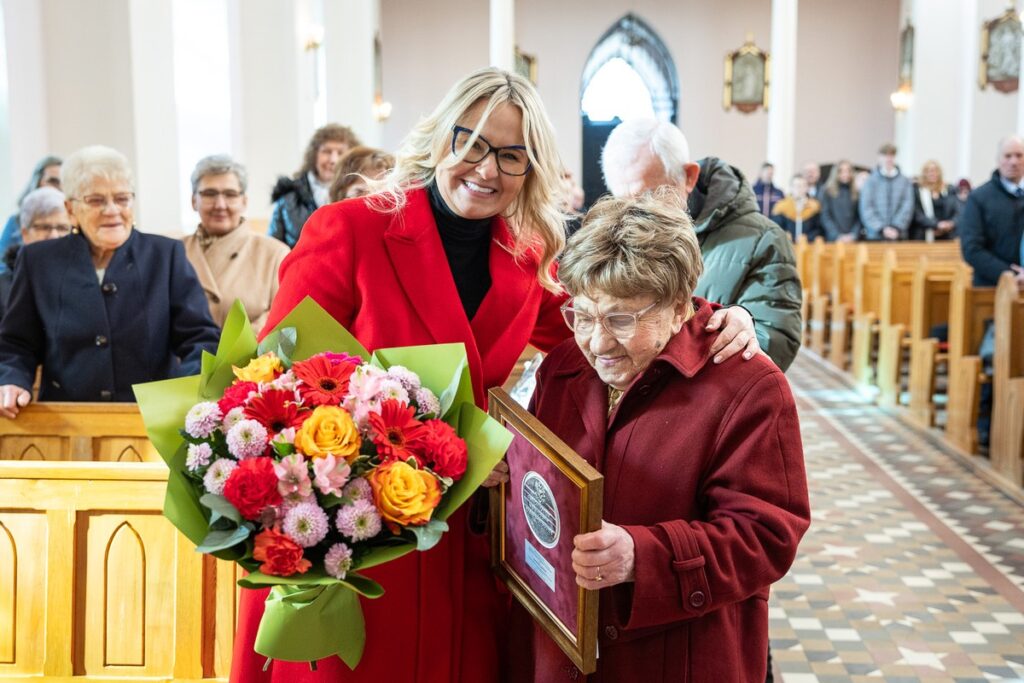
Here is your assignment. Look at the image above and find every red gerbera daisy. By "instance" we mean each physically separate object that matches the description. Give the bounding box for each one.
[292,355,356,406]
[369,399,425,463]
[244,389,308,434]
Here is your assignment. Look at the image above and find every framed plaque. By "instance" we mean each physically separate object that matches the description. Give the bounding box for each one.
[487,387,603,675]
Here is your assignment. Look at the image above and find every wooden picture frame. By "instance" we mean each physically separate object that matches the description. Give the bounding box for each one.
[980,8,1022,93]
[723,37,770,113]
[487,387,603,675]
[515,47,538,85]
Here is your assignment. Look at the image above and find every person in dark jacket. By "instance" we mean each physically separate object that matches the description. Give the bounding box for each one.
[819,159,861,242]
[0,145,219,417]
[267,123,360,247]
[601,118,802,372]
[911,160,959,241]
[753,162,785,216]
[859,143,914,240]
[772,174,824,241]
[0,186,72,316]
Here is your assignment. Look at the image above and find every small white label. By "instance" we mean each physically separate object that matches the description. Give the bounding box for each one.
[525,538,556,592]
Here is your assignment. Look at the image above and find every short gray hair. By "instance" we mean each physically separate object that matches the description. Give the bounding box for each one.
[601,119,691,198]
[19,186,67,229]
[559,190,703,303]
[190,154,248,194]
[61,145,134,199]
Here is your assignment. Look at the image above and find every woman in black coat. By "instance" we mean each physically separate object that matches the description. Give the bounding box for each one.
[0,145,219,417]
[819,160,861,242]
[910,160,959,241]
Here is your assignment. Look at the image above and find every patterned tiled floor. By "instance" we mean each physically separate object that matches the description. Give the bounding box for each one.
[771,351,1024,682]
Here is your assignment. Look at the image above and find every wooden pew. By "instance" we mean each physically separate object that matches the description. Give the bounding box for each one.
[945,272,997,454]
[876,255,959,407]
[793,235,811,346]
[848,242,962,390]
[0,403,159,462]
[906,262,966,426]
[0,461,236,681]
[991,272,1024,486]
[807,239,838,356]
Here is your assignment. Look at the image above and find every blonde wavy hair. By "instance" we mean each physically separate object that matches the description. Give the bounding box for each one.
[369,67,568,293]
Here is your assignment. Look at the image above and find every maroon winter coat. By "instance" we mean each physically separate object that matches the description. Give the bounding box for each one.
[508,299,811,682]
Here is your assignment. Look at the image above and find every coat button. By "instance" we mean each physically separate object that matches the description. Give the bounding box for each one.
[690,591,706,608]
[101,282,117,294]
[99,390,112,400]
[604,625,618,640]
[210,294,220,304]
[51,380,61,389]
[95,335,109,347]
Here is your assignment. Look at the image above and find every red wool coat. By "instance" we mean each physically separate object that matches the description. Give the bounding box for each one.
[508,300,811,683]
[230,188,569,683]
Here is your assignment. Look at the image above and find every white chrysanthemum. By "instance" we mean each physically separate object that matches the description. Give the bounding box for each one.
[324,542,354,579]
[185,401,222,438]
[203,458,237,494]
[186,442,213,471]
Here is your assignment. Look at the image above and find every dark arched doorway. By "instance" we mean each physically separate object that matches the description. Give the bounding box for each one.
[579,14,679,207]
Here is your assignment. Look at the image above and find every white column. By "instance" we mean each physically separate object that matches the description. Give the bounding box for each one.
[2,0,50,213]
[490,0,515,71]
[128,0,181,234]
[958,0,980,180]
[766,0,798,181]
[230,0,304,218]
[325,0,381,146]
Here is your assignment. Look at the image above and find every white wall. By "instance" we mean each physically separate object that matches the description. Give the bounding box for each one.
[970,0,1020,183]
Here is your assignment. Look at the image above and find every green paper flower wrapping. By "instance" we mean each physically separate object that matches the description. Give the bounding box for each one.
[134,298,512,668]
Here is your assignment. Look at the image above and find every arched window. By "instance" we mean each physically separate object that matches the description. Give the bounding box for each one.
[579,14,679,206]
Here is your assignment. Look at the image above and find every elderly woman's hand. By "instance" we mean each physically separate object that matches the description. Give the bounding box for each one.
[706,305,761,364]
[480,459,509,488]
[0,385,31,419]
[572,521,635,589]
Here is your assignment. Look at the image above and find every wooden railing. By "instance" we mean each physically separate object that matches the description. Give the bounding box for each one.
[991,272,1024,486]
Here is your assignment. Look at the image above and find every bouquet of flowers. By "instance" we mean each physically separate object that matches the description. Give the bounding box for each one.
[134,298,510,668]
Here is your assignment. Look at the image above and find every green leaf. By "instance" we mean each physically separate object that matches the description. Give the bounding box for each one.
[319,493,347,509]
[411,519,449,551]
[370,343,474,418]
[268,297,369,361]
[272,440,296,457]
[258,327,297,365]
[196,525,250,553]
[200,493,243,525]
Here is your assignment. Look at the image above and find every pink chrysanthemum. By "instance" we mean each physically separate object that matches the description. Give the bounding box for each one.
[342,477,373,503]
[324,542,354,579]
[226,419,269,460]
[386,365,421,393]
[335,499,382,541]
[221,406,247,433]
[186,442,213,471]
[185,401,222,438]
[414,387,441,418]
[203,459,237,494]
[282,501,330,548]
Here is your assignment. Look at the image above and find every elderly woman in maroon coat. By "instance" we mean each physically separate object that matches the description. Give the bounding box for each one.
[509,192,811,682]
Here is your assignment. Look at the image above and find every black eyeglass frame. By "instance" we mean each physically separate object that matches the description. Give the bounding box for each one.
[450,125,532,177]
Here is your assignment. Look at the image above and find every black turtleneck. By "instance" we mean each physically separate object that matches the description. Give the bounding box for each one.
[428,181,492,320]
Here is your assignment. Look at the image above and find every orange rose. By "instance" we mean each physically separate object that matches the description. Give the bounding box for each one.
[295,405,362,461]
[233,352,284,384]
[368,461,442,532]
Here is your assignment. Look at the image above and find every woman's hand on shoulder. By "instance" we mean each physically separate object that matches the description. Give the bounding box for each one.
[706,305,761,364]
[572,521,635,589]
[0,385,31,419]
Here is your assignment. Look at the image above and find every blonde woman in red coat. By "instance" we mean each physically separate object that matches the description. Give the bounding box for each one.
[508,193,810,682]
[231,69,764,683]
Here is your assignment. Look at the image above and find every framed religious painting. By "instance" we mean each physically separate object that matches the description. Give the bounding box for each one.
[515,47,538,85]
[488,387,603,675]
[899,20,915,88]
[980,8,1022,93]
[723,37,770,113]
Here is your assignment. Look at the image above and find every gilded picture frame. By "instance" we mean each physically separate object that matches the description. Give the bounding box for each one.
[515,47,538,85]
[723,38,770,113]
[980,8,1022,93]
[899,21,915,88]
[488,387,603,676]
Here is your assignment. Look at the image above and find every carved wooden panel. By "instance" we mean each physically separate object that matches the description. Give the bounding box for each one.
[78,512,176,677]
[0,512,47,675]
[94,437,160,463]
[211,559,241,678]
[0,435,67,461]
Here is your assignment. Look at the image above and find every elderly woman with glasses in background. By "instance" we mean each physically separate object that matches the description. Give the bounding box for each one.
[508,192,810,683]
[0,145,219,417]
[0,186,72,315]
[0,155,63,272]
[184,155,289,329]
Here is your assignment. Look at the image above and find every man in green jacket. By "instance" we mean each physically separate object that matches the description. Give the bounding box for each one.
[602,119,802,371]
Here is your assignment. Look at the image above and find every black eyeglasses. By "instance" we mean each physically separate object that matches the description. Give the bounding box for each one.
[451,126,531,176]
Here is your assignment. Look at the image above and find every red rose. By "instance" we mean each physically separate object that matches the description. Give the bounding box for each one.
[253,527,311,576]
[415,419,468,480]
[219,381,258,414]
[222,457,282,520]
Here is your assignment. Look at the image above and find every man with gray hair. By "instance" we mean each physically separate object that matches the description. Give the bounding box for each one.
[602,118,802,372]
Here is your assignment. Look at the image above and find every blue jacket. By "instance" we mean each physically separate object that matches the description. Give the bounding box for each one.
[0,229,220,401]
[959,171,1024,286]
[0,213,22,274]
[859,167,914,239]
